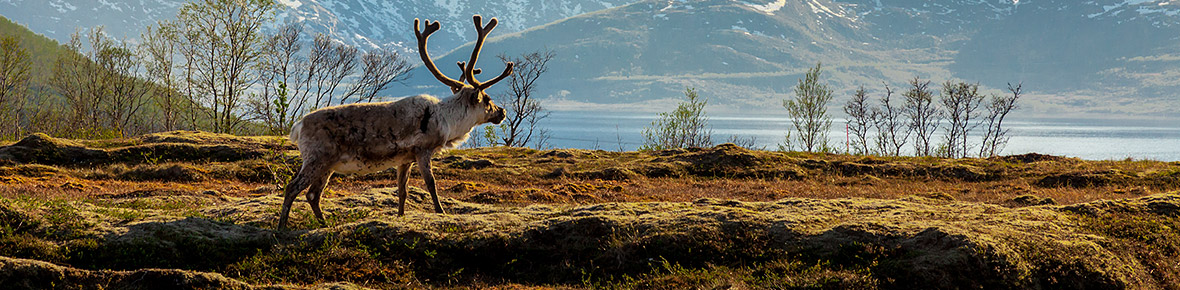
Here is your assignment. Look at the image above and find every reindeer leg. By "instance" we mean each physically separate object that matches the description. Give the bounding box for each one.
[278,166,313,230]
[416,152,446,214]
[396,163,411,216]
[306,170,333,225]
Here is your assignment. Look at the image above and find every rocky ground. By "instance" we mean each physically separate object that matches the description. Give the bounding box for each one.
[0,131,1178,289]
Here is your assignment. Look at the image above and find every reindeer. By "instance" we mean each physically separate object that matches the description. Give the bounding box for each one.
[276,15,513,230]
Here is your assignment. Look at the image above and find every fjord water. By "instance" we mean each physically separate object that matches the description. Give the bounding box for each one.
[527,111,1180,161]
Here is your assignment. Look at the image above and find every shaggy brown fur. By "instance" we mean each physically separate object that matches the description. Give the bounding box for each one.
[276,15,512,230]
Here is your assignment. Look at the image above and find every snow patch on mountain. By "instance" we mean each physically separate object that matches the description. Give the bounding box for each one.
[1084,0,1179,26]
[278,0,303,9]
[742,0,786,15]
[807,0,851,20]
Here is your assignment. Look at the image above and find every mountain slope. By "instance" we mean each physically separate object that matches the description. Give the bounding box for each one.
[4,0,1178,117]
[395,0,1180,117]
[393,0,957,111]
[0,15,72,87]
[0,0,636,52]
[278,0,636,50]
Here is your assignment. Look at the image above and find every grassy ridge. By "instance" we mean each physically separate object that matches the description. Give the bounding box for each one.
[0,132,1178,289]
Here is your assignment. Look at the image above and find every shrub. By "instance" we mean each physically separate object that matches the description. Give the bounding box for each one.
[640,88,713,151]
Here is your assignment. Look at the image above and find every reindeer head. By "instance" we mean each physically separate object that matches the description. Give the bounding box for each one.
[415,15,510,125]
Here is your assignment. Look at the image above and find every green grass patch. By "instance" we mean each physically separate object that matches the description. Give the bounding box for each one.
[1079,212,1180,287]
[226,235,418,288]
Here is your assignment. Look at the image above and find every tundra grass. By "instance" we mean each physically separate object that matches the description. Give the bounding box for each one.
[0,132,1178,289]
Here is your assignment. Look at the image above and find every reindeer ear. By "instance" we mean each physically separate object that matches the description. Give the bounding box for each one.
[466,90,483,105]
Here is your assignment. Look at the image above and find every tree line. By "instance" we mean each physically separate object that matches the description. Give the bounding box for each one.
[642,63,1021,158]
[834,73,1022,158]
[1,0,554,145]
[0,0,411,139]
[3,0,1017,157]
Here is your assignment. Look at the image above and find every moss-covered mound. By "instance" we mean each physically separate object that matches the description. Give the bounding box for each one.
[544,144,1001,182]
[0,256,252,290]
[2,187,1178,289]
[0,132,288,166]
[0,256,379,290]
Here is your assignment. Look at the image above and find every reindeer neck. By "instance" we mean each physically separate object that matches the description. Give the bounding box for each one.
[435,95,484,141]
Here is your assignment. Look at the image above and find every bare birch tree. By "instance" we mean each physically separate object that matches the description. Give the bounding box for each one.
[142,22,186,131]
[938,81,984,158]
[872,84,909,156]
[251,23,304,134]
[494,49,554,148]
[904,76,939,156]
[0,35,31,139]
[341,47,411,104]
[91,31,151,136]
[844,85,873,155]
[51,32,100,135]
[980,83,1021,157]
[172,0,278,133]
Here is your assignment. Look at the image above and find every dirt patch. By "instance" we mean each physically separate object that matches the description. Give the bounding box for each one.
[671,143,764,171]
[101,189,218,199]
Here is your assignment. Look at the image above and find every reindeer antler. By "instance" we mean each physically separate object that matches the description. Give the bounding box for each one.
[462,15,514,90]
[456,61,482,83]
[414,18,465,89]
[453,61,483,93]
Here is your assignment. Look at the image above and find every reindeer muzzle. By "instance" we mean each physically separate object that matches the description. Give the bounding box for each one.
[490,108,506,124]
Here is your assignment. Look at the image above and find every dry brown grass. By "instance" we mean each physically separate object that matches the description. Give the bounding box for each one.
[0,132,1179,289]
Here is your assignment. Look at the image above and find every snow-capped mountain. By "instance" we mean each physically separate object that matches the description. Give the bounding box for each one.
[0,0,183,40]
[0,0,635,51]
[390,0,1180,116]
[273,0,636,50]
[2,0,1177,116]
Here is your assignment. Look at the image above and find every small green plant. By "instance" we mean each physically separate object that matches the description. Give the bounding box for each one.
[270,81,292,135]
[485,123,505,146]
[263,139,297,190]
[140,150,162,165]
[640,87,713,151]
[227,237,415,287]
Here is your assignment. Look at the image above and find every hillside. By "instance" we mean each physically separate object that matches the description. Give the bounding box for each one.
[0,15,222,138]
[0,15,68,85]
[0,132,1179,288]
